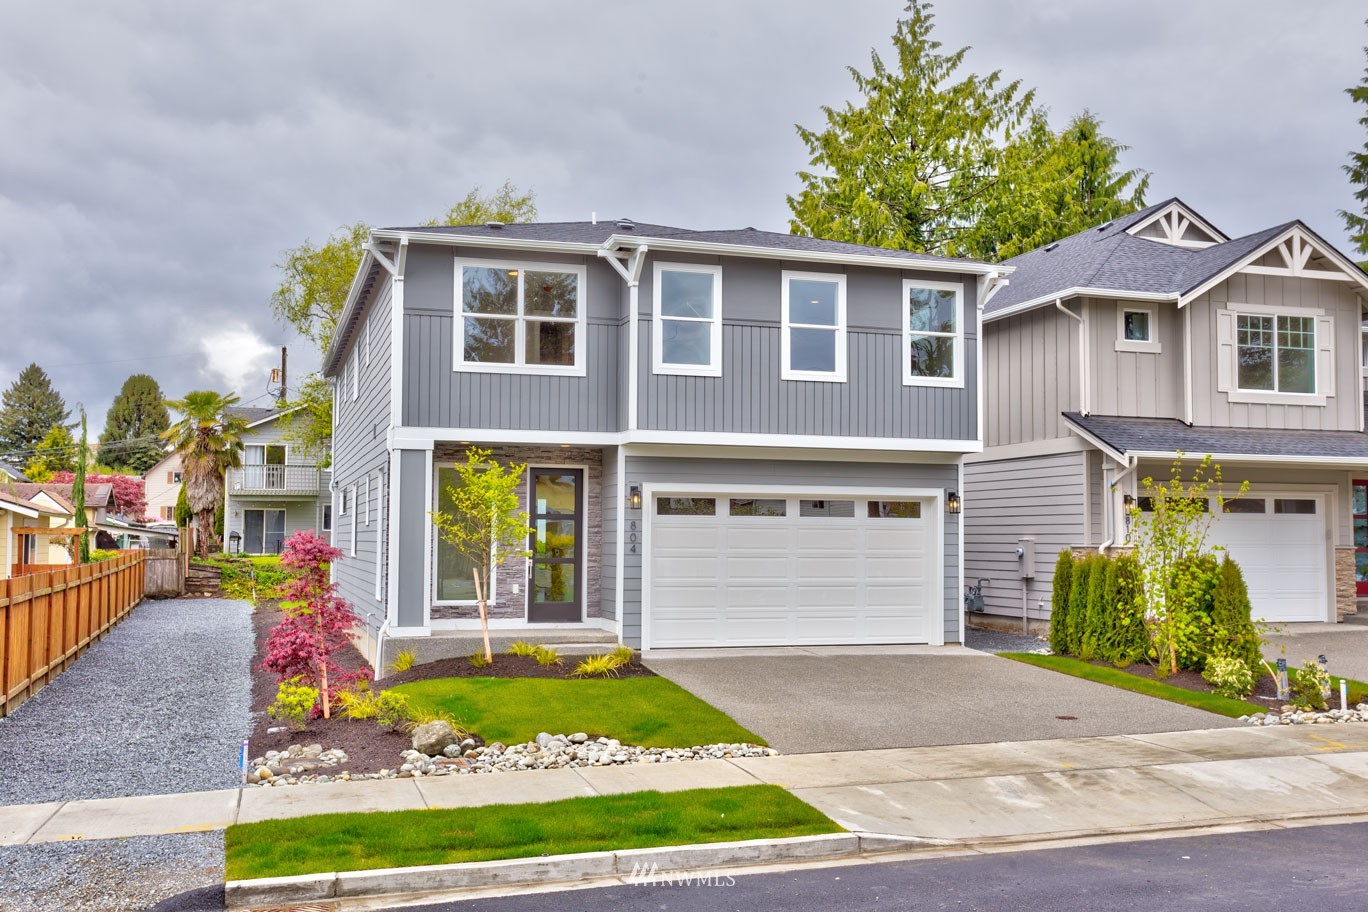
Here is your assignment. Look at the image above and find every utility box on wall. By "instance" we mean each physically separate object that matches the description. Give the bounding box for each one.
[1017,537,1036,579]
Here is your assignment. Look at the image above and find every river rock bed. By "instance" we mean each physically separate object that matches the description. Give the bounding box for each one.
[1242,704,1368,726]
[246,732,777,787]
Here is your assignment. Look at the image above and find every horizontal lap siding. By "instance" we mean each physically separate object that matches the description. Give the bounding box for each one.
[639,324,974,439]
[621,456,960,647]
[963,452,1087,623]
[333,281,394,643]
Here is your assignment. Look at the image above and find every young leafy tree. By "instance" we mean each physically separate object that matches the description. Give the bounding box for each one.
[787,2,1147,260]
[261,530,366,719]
[161,391,247,556]
[24,423,78,482]
[72,409,90,564]
[422,180,538,230]
[276,374,334,468]
[99,374,170,474]
[1341,31,1368,260]
[430,447,534,662]
[0,363,70,456]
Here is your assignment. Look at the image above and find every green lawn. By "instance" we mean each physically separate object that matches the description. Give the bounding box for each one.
[225,785,838,880]
[1001,653,1265,718]
[389,676,766,748]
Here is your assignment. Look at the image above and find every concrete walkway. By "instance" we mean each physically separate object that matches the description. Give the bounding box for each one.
[643,648,1236,753]
[4,725,1367,849]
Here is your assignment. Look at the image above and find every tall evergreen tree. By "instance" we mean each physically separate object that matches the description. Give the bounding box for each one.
[1341,32,1368,260]
[99,374,170,473]
[787,1,1147,260]
[0,363,70,457]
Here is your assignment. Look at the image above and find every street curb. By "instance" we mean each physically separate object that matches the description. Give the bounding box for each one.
[224,832,931,907]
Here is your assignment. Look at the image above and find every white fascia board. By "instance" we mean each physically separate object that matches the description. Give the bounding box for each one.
[391,425,982,454]
[370,228,599,255]
[323,246,381,376]
[1126,449,1368,468]
[985,287,1179,324]
[1061,421,1129,464]
[604,234,1009,276]
[0,500,40,518]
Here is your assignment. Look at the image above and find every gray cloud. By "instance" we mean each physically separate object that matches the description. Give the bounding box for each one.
[1,0,1363,433]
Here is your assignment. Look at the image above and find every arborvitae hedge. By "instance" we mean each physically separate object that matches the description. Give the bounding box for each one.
[1064,555,1093,656]
[1078,554,1109,661]
[1211,555,1262,670]
[1049,550,1074,655]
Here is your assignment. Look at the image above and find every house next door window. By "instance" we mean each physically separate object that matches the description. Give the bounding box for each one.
[527,468,582,623]
[1355,482,1368,596]
[244,508,286,555]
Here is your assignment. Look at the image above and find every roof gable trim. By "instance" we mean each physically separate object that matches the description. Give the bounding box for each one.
[1125,201,1227,248]
[1179,224,1368,306]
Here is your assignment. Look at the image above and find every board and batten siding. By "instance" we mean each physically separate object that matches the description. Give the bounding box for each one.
[331,279,395,655]
[1084,297,1183,420]
[963,452,1087,624]
[1189,273,1362,430]
[984,304,1081,447]
[619,455,961,647]
[401,243,624,432]
[601,446,619,623]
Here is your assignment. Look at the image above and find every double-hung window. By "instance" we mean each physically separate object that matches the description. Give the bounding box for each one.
[781,271,846,381]
[455,260,586,375]
[653,263,722,375]
[1236,313,1315,394]
[903,280,963,386]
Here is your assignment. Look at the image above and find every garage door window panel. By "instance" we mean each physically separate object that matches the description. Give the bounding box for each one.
[1222,499,1266,514]
[868,500,922,519]
[799,499,855,517]
[657,497,717,516]
[729,498,787,517]
[1274,498,1317,515]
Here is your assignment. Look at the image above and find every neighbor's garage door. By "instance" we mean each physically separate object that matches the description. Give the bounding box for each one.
[646,494,939,648]
[1206,494,1327,622]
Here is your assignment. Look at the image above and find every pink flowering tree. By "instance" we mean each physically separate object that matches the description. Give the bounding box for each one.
[260,530,367,718]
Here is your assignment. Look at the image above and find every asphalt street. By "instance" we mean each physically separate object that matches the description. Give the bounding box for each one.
[373,822,1368,912]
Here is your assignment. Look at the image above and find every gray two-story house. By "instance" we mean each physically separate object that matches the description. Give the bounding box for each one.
[322,218,1006,668]
[965,199,1368,630]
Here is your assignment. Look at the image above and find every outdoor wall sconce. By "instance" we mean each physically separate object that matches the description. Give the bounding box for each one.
[627,483,643,510]
[1123,494,1135,509]
[946,491,961,514]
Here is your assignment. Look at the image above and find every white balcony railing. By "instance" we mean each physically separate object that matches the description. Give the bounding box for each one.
[228,464,323,496]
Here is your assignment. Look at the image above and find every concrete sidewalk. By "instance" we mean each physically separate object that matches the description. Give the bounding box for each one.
[3,725,1367,848]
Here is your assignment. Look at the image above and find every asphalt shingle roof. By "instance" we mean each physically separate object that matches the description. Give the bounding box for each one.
[1063,413,1368,461]
[225,406,283,424]
[985,198,1312,317]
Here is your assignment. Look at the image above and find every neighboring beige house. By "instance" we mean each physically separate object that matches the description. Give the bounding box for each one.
[7,482,116,563]
[0,486,76,577]
[965,198,1368,629]
[144,451,183,524]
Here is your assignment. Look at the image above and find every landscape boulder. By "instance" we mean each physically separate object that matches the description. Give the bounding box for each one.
[411,720,460,756]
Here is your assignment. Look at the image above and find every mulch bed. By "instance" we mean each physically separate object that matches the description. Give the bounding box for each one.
[249,602,655,775]
[1104,661,1289,706]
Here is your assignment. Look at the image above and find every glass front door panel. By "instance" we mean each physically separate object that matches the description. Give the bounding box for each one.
[528,469,582,622]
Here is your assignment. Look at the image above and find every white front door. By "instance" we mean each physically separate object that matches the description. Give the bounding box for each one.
[647,494,940,648]
[1207,494,1328,622]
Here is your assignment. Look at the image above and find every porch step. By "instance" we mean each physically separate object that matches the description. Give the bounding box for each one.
[185,564,221,596]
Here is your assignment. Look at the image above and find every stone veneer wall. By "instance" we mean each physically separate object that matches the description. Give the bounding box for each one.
[430,445,603,622]
[1335,547,1356,621]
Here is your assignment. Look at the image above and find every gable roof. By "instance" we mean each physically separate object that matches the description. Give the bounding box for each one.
[1063,412,1368,464]
[0,461,29,482]
[7,482,111,512]
[985,198,1367,320]
[323,218,1009,375]
[224,405,302,428]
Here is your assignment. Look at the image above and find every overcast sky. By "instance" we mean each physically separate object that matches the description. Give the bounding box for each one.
[1,1,1364,436]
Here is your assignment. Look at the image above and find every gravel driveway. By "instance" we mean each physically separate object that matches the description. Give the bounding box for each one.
[0,597,254,805]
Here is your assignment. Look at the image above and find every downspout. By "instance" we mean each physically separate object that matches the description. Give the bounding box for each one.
[1055,298,1087,416]
[1098,455,1139,553]
[375,236,408,671]
[1183,305,1194,426]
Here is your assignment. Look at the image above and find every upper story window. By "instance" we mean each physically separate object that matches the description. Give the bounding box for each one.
[653,263,722,376]
[1237,313,1315,394]
[456,260,586,376]
[1116,304,1161,354]
[903,280,963,387]
[781,272,847,382]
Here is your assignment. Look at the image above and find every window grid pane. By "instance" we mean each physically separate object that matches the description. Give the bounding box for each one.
[461,265,579,368]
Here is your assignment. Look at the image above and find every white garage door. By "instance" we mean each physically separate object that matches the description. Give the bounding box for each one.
[1206,494,1327,622]
[646,494,939,648]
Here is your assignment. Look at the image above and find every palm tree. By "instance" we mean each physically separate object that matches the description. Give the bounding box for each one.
[162,391,247,556]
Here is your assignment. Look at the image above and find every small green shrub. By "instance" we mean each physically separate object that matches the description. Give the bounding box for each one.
[533,646,561,666]
[609,645,634,665]
[1078,555,1108,661]
[1103,555,1147,667]
[1202,655,1256,699]
[89,548,120,562]
[468,651,491,669]
[268,679,319,730]
[1209,556,1262,671]
[374,691,413,729]
[507,641,540,658]
[571,653,626,679]
[1291,661,1330,711]
[388,650,416,674]
[1049,550,1075,656]
[1064,555,1093,658]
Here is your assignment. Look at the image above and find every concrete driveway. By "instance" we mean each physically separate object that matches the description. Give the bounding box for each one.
[644,646,1237,754]
[1264,616,1368,682]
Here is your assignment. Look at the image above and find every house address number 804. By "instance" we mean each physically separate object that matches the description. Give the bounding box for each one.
[629,520,640,554]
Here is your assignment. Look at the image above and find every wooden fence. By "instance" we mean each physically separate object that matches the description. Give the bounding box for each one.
[143,543,188,597]
[1,551,146,718]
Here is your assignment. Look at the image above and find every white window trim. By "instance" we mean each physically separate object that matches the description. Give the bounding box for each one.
[362,475,370,526]
[363,311,371,366]
[651,262,723,377]
[347,484,357,556]
[320,502,333,533]
[781,270,847,382]
[432,462,498,607]
[1115,303,1162,353]
[453,258,588,377]
[374,471,384,602]
[350,347,358,401]
[1232,308,1322,402]
[902,278,965,388]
